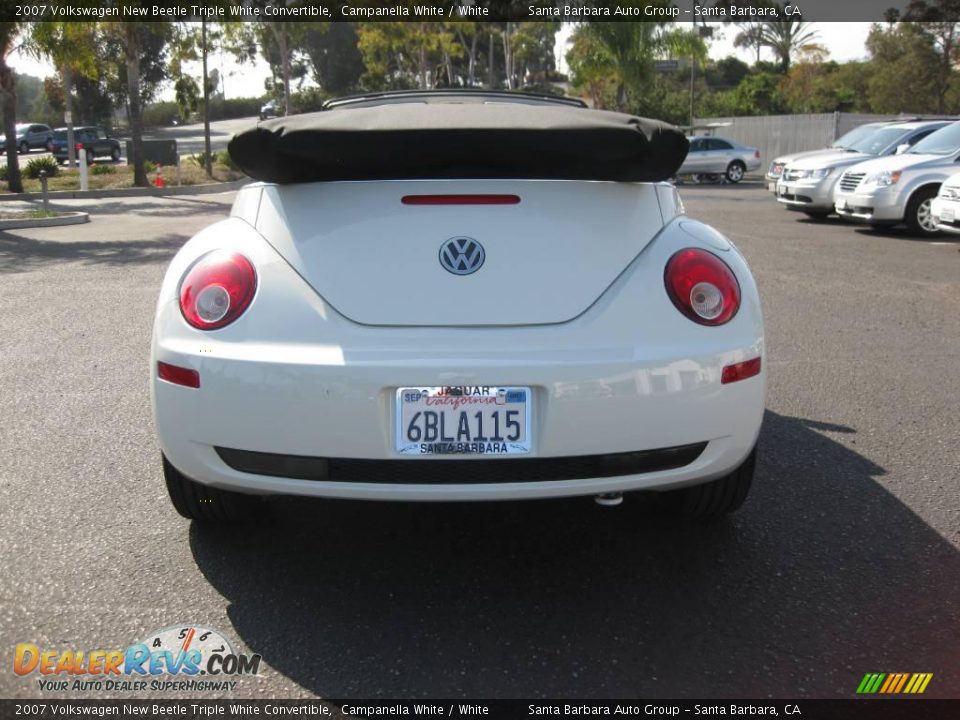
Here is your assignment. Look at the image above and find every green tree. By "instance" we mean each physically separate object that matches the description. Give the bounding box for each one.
[224,5,324,115]
[866,22,941,113]
[760,18,819,71]
[900,0,960,113]
[356,22,461,91]
[0,22,24,193]
[565,24,618,108]
[570,2,676,111]
[732,72,784,114]
[29,20,99,167]
[101,16,172,187]
[303,22,364,95]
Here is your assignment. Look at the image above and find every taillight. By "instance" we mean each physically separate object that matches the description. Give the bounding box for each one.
[664,248,741,325]
[179,251,257,330]
[754,150,760,159]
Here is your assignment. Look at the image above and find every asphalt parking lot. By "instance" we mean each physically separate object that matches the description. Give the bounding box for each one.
[1,183,957,699]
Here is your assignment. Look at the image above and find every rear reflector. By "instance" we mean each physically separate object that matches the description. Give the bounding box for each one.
[157,361,200,389]
[721,357,762,385]
[401,194,520,205]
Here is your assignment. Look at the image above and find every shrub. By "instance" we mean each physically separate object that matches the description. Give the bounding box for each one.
[24,155,60,179]
[91,164,116,175]
[188,152,213,169]
[209,96,264,121]
[142,101,182,128]
[0,164,7,182]
[143,159,158,174]
[215,151,237,170]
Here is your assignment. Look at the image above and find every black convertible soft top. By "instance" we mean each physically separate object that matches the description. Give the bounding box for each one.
[227,102,688,184]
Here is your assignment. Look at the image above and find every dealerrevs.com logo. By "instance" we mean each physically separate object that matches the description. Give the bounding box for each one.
[14,624,261,693]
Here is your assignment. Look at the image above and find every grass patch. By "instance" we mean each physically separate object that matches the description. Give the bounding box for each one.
[0,161,245,194]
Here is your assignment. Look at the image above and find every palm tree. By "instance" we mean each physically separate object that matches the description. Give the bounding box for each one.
[586,19,667,111]
[734,22,766,64]
[761,19,819,71]
[0,22,24,194]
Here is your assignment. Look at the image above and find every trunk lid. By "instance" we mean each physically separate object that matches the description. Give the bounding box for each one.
[254,179,665,326]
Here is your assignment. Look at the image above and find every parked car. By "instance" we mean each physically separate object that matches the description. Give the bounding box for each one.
[152,91,765,523]
[930,174,960,234]
[833,121,960,236]
[0,123,53,154]
[764,122,891,192]
[51,126,122,164]
[677,136,761,183]
[259,103,278,120]
[775,120,951,219]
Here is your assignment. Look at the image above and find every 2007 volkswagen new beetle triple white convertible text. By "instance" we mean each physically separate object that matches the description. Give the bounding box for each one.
[151,91,765,523]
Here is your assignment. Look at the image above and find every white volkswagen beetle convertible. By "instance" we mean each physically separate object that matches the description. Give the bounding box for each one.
[152,91,765,523]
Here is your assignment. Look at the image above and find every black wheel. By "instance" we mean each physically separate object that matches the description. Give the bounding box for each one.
[802,210,831,220]
[163,454,260,522]
[666,447,756,519]
[904,186,940,237]
[18,141,29,155]
[85,151,95,166]
[111,147,121,162]
[725,161,746,184]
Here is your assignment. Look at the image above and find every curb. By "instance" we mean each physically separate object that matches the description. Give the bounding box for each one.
[0,211,90,230]
[0,178,248,202]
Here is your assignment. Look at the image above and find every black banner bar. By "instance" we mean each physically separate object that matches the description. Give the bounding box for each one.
[1,700,959,720]
[1,1,938,25]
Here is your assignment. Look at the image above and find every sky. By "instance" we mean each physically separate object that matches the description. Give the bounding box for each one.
[10,21,875,102]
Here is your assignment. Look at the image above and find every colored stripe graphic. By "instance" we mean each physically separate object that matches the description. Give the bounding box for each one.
[893,673,910,693]
[858,673,933,694]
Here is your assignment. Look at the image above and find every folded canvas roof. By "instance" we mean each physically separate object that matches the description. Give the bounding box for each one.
[228,101,688,184]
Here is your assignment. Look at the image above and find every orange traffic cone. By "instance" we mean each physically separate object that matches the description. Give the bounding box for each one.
[154,167,165,188]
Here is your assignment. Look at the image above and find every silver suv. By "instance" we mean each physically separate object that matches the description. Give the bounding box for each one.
[833,121,960,236]
[775,120,951,218]
[765,122,890,191]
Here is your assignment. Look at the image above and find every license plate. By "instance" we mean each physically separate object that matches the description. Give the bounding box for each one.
[940,208,954,222]
[396,386,532,455]
[767,181,777,192]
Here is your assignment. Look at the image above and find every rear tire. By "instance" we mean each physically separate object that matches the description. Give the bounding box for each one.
[111,147,121,162]
[726,161,746,184]
[667,447,756,519]
[904,187,940,237]
[18,141,29,155]
[163,454,260,523]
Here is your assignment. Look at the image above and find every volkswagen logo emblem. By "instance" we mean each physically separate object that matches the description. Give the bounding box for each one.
[439,237,485,275]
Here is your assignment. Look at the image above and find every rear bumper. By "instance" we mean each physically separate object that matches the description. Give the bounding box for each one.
[154,320,765,500]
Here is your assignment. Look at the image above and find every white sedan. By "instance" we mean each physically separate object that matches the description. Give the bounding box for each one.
[152,91,765,523]
[931,173,960,234]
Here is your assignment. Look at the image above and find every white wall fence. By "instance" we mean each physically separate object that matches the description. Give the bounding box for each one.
[693,113,951,172]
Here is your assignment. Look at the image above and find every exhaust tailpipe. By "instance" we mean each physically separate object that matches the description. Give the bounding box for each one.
[594,493,623,507]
